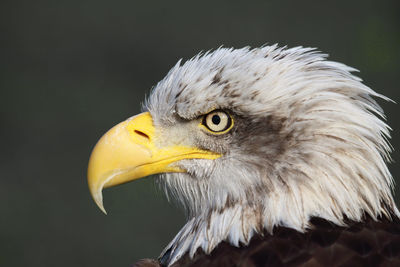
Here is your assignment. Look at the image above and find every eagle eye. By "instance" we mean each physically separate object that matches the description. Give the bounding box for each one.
[201,110,233,134]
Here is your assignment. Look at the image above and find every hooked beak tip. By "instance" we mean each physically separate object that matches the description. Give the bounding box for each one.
[91,188,107,215]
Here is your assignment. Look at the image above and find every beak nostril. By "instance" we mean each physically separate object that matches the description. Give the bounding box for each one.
[134,130,150,140]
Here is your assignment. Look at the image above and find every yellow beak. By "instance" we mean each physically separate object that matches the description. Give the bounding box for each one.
[87,112,220,213]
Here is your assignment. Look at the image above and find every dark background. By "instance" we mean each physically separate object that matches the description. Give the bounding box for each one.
[1,0,399,266]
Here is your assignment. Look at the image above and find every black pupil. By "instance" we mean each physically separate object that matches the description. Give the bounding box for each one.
[212,114,221,125]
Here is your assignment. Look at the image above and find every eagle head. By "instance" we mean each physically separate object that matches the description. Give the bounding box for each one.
[87,45,398,265]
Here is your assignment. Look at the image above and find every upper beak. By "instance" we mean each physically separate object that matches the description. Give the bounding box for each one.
[87,112,220,213]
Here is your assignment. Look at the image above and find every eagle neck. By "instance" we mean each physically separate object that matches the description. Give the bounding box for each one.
[159,205,261,266]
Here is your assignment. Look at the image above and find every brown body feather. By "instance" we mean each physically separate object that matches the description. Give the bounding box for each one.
[133,215,400,267]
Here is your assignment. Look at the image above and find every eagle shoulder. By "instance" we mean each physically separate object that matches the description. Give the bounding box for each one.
[160,215,400,267]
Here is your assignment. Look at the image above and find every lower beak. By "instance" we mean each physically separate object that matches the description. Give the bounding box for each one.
[87,112,220,213]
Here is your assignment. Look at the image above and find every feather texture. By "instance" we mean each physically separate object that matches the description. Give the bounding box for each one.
[137,45,399,266]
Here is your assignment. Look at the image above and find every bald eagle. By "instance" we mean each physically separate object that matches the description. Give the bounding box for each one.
[87,45,400,266]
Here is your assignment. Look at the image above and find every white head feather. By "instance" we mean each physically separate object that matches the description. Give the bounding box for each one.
[144,45,398,265]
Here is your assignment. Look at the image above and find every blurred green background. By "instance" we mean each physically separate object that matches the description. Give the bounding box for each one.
[1,0,399,266]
